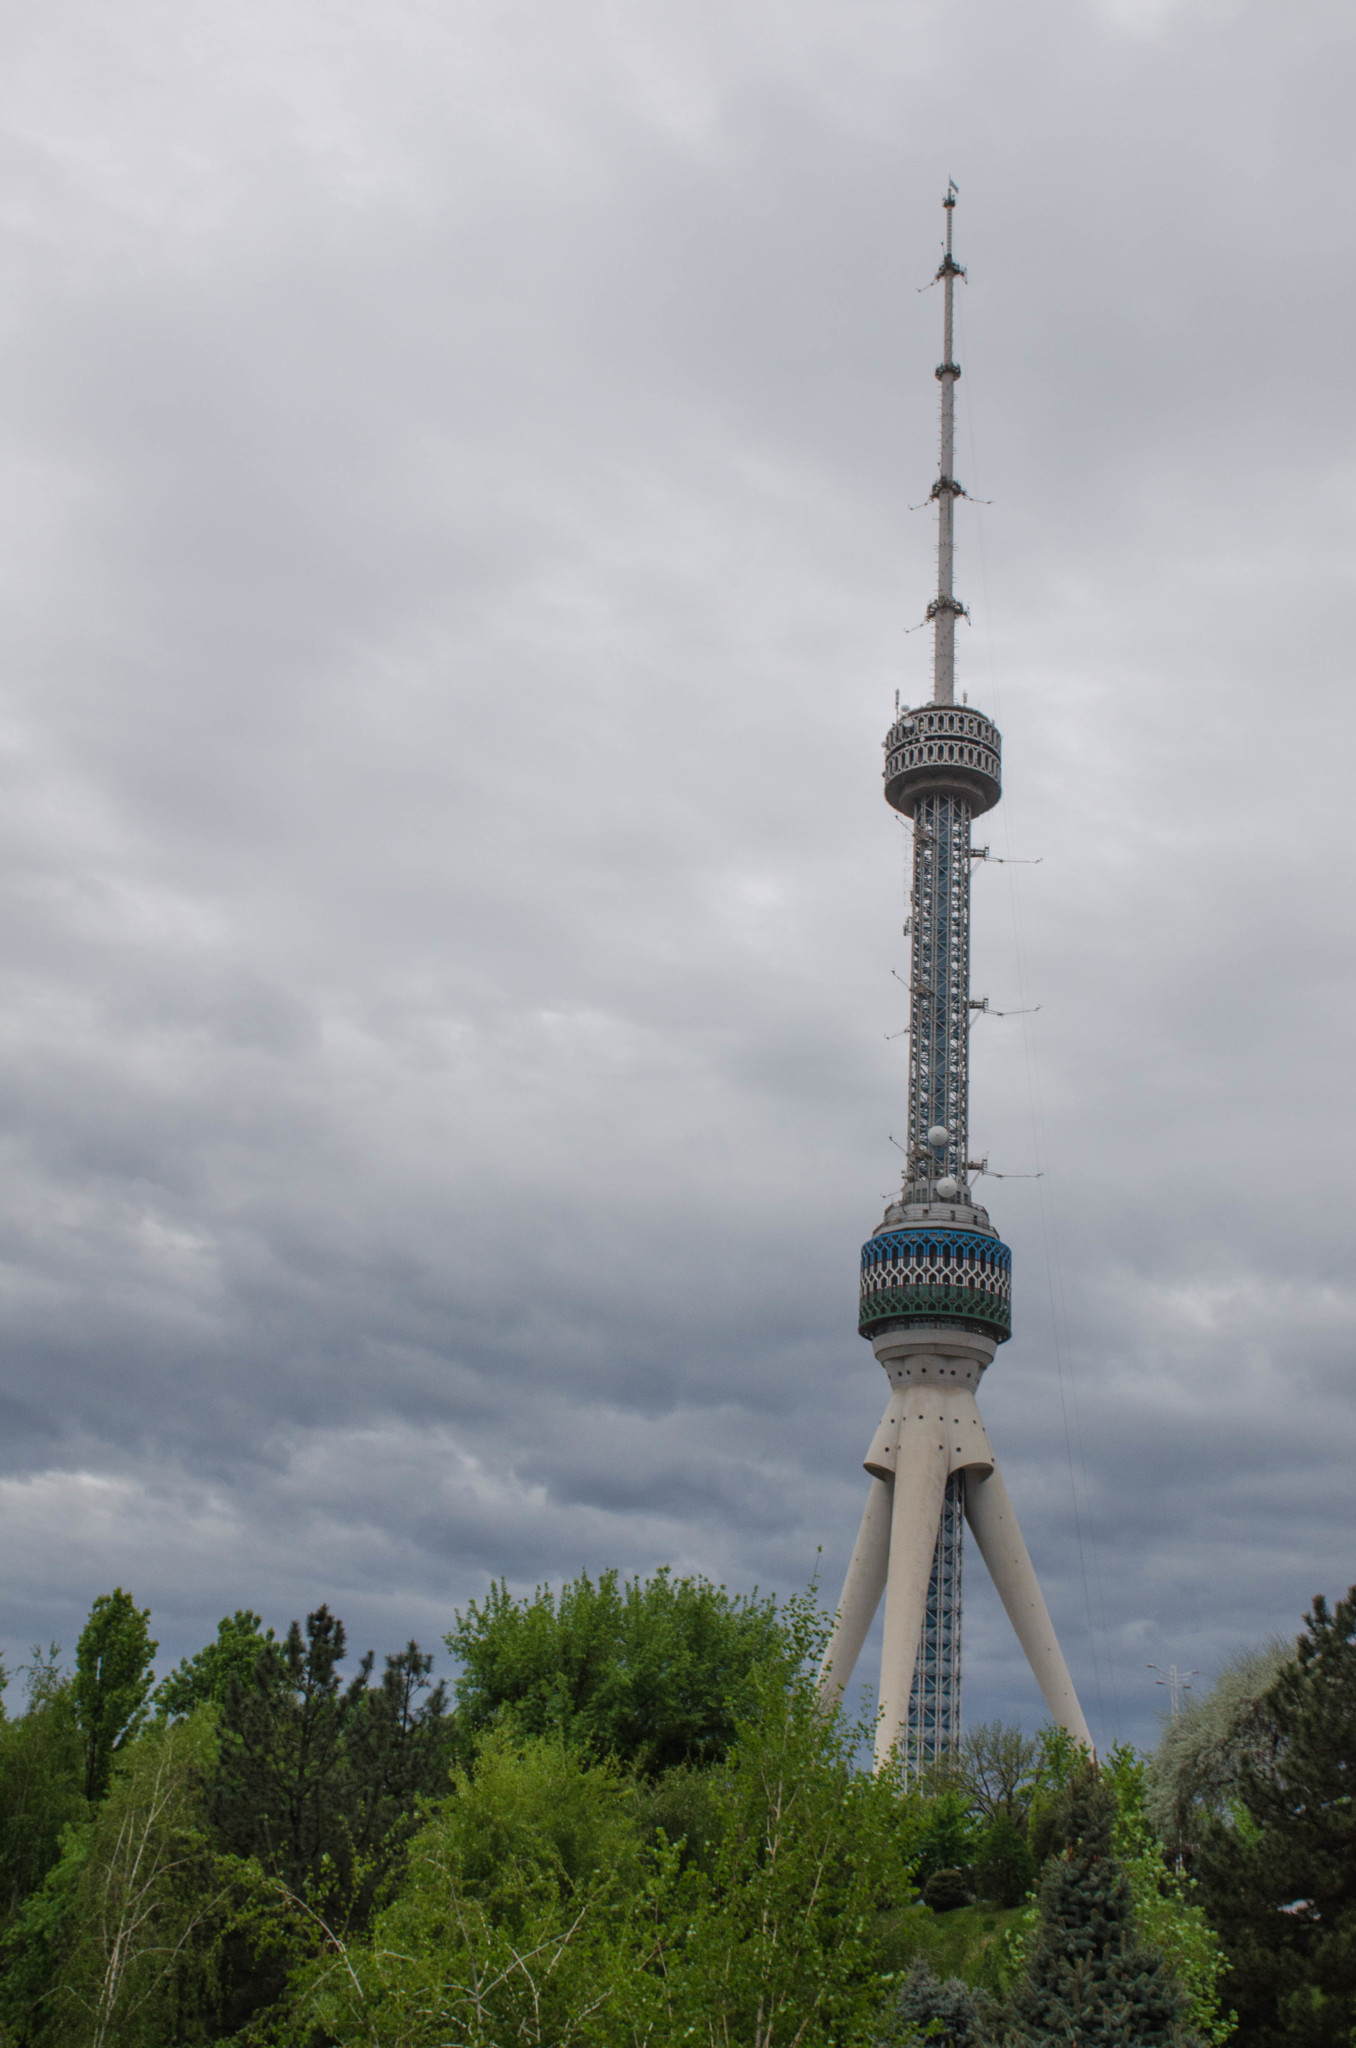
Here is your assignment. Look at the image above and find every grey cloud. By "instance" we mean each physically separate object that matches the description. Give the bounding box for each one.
[0,0,1352,1749]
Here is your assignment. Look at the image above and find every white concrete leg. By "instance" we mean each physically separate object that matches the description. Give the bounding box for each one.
[874,1425,950,1769]
[816,1475,893,1709]
[964,1462,1093,1750]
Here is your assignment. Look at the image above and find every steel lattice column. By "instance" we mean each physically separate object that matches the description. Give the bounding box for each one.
[907,1471,964,1768]
[909,791,973,1190]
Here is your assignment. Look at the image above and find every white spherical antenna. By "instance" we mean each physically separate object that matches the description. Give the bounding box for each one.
[935,1175,959,1200]
[927,1125,951,1148]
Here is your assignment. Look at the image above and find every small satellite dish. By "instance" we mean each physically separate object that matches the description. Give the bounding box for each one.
[936,1176,959,1200]
[927,1125,951,1148]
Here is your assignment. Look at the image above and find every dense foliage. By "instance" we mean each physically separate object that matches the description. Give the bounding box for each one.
[882,1959,993,2046]
[154,1612,277,1721]
[998,1764,1187,2046]
[1145,1642,1288,1857]
[0,1649,87,1928]
[445,1566,788,1774]
[1101,1741,1231,2044]
[3,1710,225,2047]
[0,1603,456,2044]
[285,1625,918,2047]
[4,1569,1352,2045]
[1194,1588,1356,2048]
[71,1591,158,1804]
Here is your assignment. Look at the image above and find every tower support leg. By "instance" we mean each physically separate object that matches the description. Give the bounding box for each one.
[817,1475,893,1709]
[875,1429,950,1769]
[963,1462,1093,1750]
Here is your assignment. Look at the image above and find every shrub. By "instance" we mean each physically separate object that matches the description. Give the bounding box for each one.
[923,1866,974,1913]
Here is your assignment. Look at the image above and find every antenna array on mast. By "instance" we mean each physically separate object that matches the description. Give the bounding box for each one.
[927,179,968,708]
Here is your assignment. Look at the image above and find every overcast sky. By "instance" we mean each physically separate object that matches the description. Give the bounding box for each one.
[0,0,1352,1750]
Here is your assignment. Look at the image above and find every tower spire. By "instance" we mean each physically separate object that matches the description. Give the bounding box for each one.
[928,181,966,708]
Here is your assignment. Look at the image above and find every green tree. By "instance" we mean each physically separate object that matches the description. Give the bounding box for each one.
[153,1611,276,1720]
[0,1648,87,1927]
[210,1604,364,1897]
[973,1811,1036,1908]
[633,1758,725,1877]
[655,1625,918,2046]
[910,1786,980,1887]
[999,1764,1187,2047]
[1102,1740,1231,2045]
[210,1611,449,1909]
[281,1599,919,2048]
[73,1592,158,1803]
[446,1566,788,1774]
[882,1959,993,2046]
[1,1712,227,2048]
[278,1730,654,2048]
[923,1866,975,1912]
[1195,1587,1356,2048]
[1025,1720,1096,1866]
[944,1721,1044,1829]
[1145,1640,1288,1859]
[343,1641,452,1870]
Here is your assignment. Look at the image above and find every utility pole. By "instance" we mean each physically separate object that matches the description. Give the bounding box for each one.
[1148,1663,1198,1722]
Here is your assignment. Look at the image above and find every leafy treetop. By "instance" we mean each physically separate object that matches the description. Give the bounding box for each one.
[1195,1585,1356,2048]
[72,1590,157,1802]
[154,1610,277,1720]
[445,1566,789,1775]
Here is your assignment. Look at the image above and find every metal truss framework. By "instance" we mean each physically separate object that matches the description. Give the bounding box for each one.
[909,791,973,1197]
[908,1472,964,1769]
[903,792,974,1762]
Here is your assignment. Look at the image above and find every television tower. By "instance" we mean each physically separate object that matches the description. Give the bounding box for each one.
[817,187,1092,1770]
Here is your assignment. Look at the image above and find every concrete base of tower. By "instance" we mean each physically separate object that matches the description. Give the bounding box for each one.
[863,1326,995,1482]
[868,1325,997,1767]
[816,1320,1093,1768]
[876,1415,952,1766]
[818,1324,998,1760]
[816,1475,892,1714]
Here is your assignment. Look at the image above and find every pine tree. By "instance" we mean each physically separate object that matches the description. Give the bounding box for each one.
[210,1604,365,1895]
[209,1611,450,1906]
[1195,1587,1356,2048]
[1001,1765,1188,2047]
[345,1640,452,1868]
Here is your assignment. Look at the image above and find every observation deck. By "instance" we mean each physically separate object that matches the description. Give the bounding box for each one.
[859,1202,1012,1345]
[883,703,1002,818]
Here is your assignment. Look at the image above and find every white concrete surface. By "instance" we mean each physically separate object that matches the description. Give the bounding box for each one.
[963,1461,1094,1751]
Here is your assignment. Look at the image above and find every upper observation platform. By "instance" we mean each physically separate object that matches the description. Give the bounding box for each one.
[883,703,1002,819]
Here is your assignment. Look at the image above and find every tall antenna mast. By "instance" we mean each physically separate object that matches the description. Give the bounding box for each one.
[928,179,966,708]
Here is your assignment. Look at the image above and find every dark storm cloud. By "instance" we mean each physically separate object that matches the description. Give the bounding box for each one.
[0,0,1353,1747]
